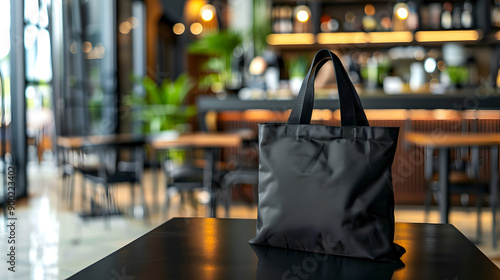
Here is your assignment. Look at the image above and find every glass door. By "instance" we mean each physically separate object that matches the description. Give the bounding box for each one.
[0,0,11,206]
[24,0,54,163]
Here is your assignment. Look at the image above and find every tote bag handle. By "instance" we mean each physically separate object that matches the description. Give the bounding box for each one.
[288,49,369,127]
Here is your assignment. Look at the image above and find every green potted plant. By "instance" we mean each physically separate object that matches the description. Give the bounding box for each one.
[124,73,197,135]
[188,30,243,93]
[287,56,308,96]
[446,66,469,88]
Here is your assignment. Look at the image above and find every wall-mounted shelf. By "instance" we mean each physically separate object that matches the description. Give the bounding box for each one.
[414,30,482,43]
[317,31,413,45]
[266,33,315,46]
[267,30,484,47]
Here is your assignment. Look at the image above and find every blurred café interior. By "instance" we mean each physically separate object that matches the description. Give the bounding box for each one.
[2,0,500,278]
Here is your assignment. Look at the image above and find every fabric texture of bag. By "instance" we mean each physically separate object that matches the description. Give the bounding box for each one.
[249,49,405,262]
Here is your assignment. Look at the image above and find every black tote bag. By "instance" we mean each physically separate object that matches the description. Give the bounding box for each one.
[249,49,405,262]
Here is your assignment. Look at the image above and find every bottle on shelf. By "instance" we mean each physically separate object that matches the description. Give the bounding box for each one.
[272,6,280,33]
[392,2,410,31]
[320,14,339,32]
[429,3,442,30]
[419,5,430,30]
[362,4,377,32]
[293,5,312,33]
[441,2,453,30]
[379,11,393,31]
[343,11,358,32]
[461,1,474,29]
[407,1,419,32]
[283,6,293,33]
[272,5,293,33]
[452,3,462,29]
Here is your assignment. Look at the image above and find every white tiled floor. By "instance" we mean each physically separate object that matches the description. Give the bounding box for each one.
[0,157,499,279]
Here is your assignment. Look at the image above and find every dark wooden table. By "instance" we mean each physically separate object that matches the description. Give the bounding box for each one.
[68,218,500,280]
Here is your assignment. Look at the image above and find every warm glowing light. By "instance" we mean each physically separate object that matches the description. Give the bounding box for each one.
[296,10,309,22]
[184,0,207,24]
[86,42,105,60]
[266,33,314,45]
[173,23,185,35]
[201,9,213,21]
[311,110,333,121]
[414,50,425,60]
[415,30,481,42]
[82,41,92,53]
[119,21,132,34]
[190,22,203,35]
[127,16,139,29]
[69,42,77,54]
[334,109,410,121]
[200,4,215,21]
[249,56,268,75]
[381,17,392,30]
[200,219,218,257]
[364,4,375,16]
[94,43,105,57]
[396,7,409,20]
[496,31,500,40]
[437,60,446,71]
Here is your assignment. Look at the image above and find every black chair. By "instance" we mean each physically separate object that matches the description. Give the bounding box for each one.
[221,137,259,218]
[423,144,489,239]
[404,112,488,240]
[59,145,84,210]
[162,148,206,217]
[79,140,148,225]
[420,111,491,242]
[221,168,258,217]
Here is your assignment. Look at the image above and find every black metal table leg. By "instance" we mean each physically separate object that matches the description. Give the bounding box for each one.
[205,147,219,218]
[151,149,159,213]
[439,147,450,224]
[490,145,498,249]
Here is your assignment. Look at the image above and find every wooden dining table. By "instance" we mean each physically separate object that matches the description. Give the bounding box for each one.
[58,131,255,218]
[57,133,147,150]
[405,132,500,248]
[150,130,255,217]
[57,134,148,215]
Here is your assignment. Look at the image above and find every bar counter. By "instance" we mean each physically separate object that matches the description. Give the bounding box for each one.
[196,93,500,205]
[197,93,500,113]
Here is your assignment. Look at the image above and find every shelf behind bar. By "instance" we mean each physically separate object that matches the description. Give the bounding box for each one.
[317,31,413,44]
[266,33,315,45]
[414,30,482,43]
[267,30,483,46]
[197,94,500,114]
